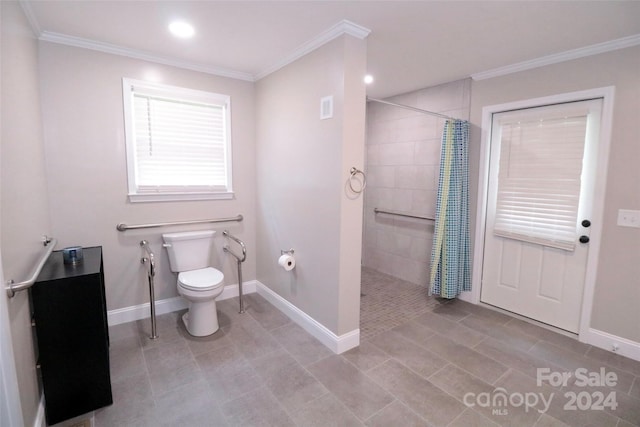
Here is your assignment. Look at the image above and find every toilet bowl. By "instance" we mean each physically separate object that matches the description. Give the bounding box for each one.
[177,267,224,336]
[162,230,225,337]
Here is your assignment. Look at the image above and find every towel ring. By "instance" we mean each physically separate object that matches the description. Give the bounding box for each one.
[348,167,367,194]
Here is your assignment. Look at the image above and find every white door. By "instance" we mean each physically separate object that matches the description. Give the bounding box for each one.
[480,99,603,333]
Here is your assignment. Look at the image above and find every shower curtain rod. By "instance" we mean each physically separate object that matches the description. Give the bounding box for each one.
[366,97,465,122]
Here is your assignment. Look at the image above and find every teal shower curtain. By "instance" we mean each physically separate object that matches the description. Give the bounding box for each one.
[429,119,471,299]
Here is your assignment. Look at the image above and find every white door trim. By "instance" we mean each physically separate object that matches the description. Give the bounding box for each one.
[0,248,25,427]
[467,86,615,343]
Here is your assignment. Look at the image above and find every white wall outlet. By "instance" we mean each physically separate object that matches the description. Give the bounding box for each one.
[617,209,640,228]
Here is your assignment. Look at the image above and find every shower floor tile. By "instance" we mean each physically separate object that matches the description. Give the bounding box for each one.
[359,267,440,340]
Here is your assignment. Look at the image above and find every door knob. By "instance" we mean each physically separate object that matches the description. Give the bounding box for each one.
[579,235,590,244]
[581,220,591,228]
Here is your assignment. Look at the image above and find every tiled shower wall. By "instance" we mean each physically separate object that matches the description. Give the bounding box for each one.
[362,79,471,285]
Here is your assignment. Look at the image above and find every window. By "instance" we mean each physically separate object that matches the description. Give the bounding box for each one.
[490,100,601,251]
[122,78,232,202]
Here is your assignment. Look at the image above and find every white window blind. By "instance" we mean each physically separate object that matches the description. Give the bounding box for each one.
[492,107,589,251]
[123,78,232,202]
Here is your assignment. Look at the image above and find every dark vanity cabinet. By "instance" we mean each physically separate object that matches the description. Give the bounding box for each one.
[31,246,112,425]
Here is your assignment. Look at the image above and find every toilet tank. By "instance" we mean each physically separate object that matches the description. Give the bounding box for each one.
[162,230,216,272]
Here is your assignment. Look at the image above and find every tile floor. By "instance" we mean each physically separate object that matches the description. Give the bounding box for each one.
[95,267,640,426]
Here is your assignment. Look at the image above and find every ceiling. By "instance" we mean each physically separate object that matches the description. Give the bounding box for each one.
[23,1,640,98]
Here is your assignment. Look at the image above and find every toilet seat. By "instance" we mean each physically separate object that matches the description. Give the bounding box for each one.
[178,267,224,292]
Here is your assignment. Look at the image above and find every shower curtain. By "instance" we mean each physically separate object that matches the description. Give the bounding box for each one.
[429,119,471,298]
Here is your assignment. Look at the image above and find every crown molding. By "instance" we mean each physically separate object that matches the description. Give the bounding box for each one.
[35,19,370,84]
[18,0,42,37]
[39,31,255,82]
[472,33,640,81]
[338,19,372,40]
[254,19,371,81]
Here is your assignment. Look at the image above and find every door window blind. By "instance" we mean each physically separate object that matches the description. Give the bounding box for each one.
[493,108,588,251]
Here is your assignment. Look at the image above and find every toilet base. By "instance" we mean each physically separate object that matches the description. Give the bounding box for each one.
[182,299,220,337]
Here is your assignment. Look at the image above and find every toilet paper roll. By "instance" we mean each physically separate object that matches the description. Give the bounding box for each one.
[278,254,296,271]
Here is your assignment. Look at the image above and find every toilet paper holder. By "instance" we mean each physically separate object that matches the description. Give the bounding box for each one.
[278,249,296,272]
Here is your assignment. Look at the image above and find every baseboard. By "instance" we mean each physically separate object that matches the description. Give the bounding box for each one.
[107,281,257,326]
[105,280,359,354]
[255,281,359,354]
[107,296,187,326]
[583,327,640,362]
[219,280,257,301]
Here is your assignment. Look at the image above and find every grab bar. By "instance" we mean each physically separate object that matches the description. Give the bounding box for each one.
[6,236,57,298]
[222,231,246,263]
[140,240,158,339]
[374,208,435,222]
[222,230,247,314]
[140,240,155,277]
[116,214,243,231]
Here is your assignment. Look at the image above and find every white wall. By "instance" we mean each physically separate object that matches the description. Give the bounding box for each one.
[255,35,366,336]
[1,1,52,424]
[470,46,640,344]
[363,79,471,285]
[38,42,256,312]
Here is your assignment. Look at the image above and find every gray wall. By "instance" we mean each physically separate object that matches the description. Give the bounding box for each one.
[1,1,52,424]
[255,35,366,335]
[470,46,640,343]
[38,42,256,312]
[363,79,471,285]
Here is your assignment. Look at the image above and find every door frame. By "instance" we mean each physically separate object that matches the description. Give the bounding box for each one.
[465,86,615,342]
[0,246,25,427]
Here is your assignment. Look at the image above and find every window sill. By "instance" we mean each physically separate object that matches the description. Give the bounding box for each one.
[128,192,234,203]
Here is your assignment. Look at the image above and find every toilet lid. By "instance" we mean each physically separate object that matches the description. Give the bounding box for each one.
[178,267,224,291]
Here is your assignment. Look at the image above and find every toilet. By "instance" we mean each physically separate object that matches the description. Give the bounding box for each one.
[162,230,224,336]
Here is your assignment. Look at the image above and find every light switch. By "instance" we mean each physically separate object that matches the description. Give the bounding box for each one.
[617,209,640,228]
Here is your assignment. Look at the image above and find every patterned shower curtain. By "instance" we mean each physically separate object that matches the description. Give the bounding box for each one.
[429,119,471,299]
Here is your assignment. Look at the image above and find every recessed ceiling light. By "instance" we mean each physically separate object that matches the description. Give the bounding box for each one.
[364,74,374,85]
[169,21,195,39]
